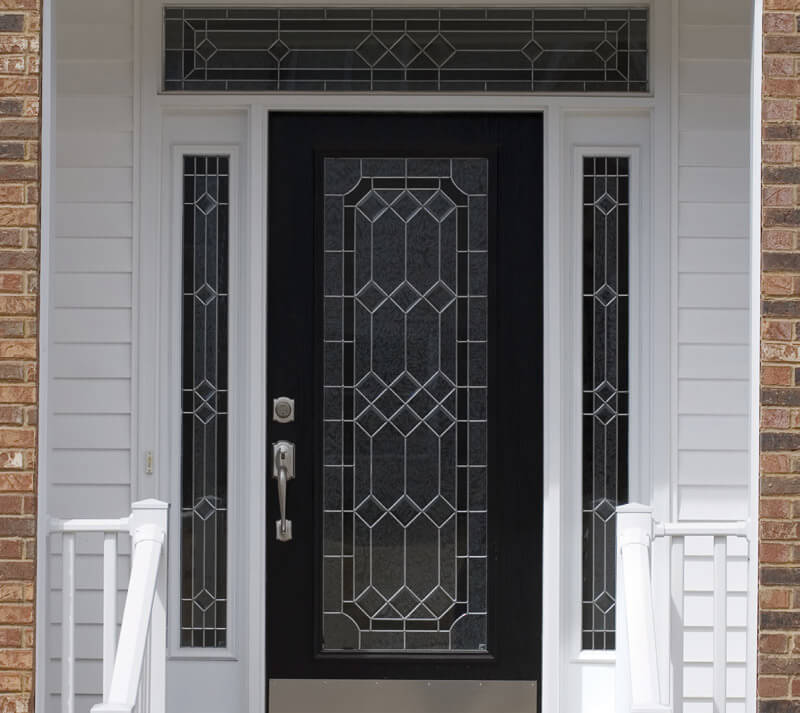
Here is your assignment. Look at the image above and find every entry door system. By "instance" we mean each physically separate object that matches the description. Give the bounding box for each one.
[267,113,544,693]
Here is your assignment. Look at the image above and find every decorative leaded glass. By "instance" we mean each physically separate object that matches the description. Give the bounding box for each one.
[181,155,229,648]
[322,157,488,652]
[581,156,629,651]
[164,7,648,93]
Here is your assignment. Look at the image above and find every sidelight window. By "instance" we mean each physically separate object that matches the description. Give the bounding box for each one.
[180,155,230,648]
[581,156,630,651]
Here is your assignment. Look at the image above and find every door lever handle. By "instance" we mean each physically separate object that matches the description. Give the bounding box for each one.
[272,440,295,542]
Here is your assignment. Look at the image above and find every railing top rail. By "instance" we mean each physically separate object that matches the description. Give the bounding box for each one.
[50,517,131,534]
[654,521,749,539]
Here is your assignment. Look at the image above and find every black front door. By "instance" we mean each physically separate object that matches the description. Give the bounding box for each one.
[267,113,543,686]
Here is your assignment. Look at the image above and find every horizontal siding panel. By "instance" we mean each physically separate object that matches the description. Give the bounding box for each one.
[48,590,127,624]
[679,274,749,308]
[50,344,130,378]
[679,59,750,95]
[678,345,750,380]
[679,485,749,520]
[45,660,102,695]
[47,694,102,713]
[56,97,133,133]
[50,414,130,450]
[679,308,748,344]
[683,663,712,698]
[54,237,132,273]
[51,378,130,414]
[679,238,749,273]
[56,168,133,204]
[49,549,130,589]
[50,449,130,485]
[678,415,749,450]
[47,624,105,659]
[55,202,132,238]
[56,132,132,168]
[679,95,750,131]
[679,26,751,60]
[53,273,131,308]
[56,60,133,96]
[678,379,749,415]
[679,203,749,238]
[679,131,748,167]
[678,168,748,204]
[56,24,132,61]
[55,0,133,25]
[678,450,749,486]
[51,308,131,343]
[679,0,752,25]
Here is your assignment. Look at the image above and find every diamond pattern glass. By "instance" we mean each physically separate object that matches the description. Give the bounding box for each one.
[181,155,229,648]
[322,157,488,652]
[164,7,648,93]
[582,156,630,651]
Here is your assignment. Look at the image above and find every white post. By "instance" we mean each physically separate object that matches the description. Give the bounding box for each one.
[102,532,118,700]
[616,504,668,713]
[92,499,168,713]
[61,532,76,713]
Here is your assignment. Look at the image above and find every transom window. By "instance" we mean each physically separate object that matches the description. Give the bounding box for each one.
[164,7,648,93]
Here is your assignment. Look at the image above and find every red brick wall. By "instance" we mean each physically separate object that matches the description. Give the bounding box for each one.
[761,3,800,710]
[0,1,40,711]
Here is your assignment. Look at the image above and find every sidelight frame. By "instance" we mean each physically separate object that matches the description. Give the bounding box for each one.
[134,1,672,711]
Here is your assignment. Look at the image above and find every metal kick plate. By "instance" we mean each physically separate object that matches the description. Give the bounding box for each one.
[269,680,537,713]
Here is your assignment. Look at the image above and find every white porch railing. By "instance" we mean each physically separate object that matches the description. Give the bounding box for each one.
[616,503,749,713]
[50,499,168,713]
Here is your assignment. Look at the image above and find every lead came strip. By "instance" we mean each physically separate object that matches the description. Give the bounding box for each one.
[180,155,230,648]
[164,7,648,93]
[581,156,630,651]
[322,157,489,652]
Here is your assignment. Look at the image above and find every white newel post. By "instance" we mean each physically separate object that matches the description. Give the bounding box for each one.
[616,504,667,713]
[92,499,168,713]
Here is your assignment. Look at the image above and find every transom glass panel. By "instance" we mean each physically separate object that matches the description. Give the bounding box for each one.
[322,157,489,652]
[164,7,648,93]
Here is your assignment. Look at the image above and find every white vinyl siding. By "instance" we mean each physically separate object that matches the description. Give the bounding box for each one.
[676,0,751,524]
[48,0,135,709]
[675,1,752,711]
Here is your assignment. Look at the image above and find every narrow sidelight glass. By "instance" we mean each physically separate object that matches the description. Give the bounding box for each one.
[180,155,230,647]
[581,156,630,651]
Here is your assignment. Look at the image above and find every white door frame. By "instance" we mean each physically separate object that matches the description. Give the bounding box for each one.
[131,2,672,712]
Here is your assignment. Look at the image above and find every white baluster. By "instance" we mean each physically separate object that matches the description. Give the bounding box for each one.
[61,532,75,713]
[713,536,727,713]
[103,532,118,700]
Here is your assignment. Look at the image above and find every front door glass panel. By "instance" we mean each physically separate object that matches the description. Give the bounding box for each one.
[321,158,488,652]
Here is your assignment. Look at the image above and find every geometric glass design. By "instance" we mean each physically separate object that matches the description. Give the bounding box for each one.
[581,156,630,651]
[164,7,648,93]
[322,157,488,652]
[180,155,230,648]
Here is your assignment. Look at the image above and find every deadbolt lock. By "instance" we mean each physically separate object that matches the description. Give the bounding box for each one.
[273,396,295,423]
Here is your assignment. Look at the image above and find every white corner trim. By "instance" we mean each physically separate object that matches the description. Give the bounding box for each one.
[34,0,54,708]
[748,1,763,712]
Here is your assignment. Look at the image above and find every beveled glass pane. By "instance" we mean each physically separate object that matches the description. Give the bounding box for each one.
[322,157,488,653]
[581,156,630,651]
[180,154,230,648]
[164,8,648,93]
